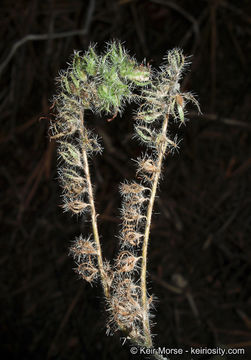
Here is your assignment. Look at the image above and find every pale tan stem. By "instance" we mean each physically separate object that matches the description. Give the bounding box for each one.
[141,113,169,347]
[79,111,109,299]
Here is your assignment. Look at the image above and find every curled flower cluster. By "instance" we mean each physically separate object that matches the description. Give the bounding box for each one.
[50,42,200,358]
[50,42,150,138]
[50,42,150,297]
[106,49,200,347]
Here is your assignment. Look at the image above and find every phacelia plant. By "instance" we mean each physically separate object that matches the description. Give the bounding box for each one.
[50,41,200,359]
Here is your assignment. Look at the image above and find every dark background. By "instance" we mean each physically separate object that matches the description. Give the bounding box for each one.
[1,0,251,359]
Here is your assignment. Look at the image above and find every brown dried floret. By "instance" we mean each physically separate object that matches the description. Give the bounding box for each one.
[70,235,97,261]
[75,262,98,283]
[122,207,146,224]
[137,158,158,174]
[63,200,90,214]
[103,260,114,288]
[125,193,148,207]
[121,230,143,247]
[116,251,141,273]
[107,278,143,333]
[120,182,149,195]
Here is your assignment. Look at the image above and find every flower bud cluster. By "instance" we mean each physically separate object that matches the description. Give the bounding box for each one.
[50,42,151,223]
[119,182,149,248]
[107,277,144,338]
[106,179,151,336]
[104,179,151,340]
[51,41,151,135]
[134,48,200,155]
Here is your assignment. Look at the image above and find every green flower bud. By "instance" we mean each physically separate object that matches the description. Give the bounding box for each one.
[126,66,150,85]
[136,110,162,123]
[135,126,154,143]
[107,42,125,65]
[62,76,71,94]
[83,47,98,76]
[59,142,82,167]
[73,53,87,82]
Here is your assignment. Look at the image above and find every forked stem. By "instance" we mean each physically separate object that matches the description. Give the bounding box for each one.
[51,43,199,360]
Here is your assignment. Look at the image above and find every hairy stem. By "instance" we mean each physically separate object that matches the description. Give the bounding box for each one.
[141,113,169,346]
[79,110,109,298]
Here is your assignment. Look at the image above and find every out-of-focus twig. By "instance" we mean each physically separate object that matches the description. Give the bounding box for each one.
[221,1,251,24]
[189,111,251,130]
[150,0,200,43]
[0,0,96,76]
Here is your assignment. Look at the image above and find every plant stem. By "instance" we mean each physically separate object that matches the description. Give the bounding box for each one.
[140,112,169,347]
[79,110,109,298]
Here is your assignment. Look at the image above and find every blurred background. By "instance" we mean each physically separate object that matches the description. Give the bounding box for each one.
[1,0,251,359]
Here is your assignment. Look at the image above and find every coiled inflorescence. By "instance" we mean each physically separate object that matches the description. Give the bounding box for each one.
[50,42,150,287]
[51,42,200,356]
[108,49,200,343]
